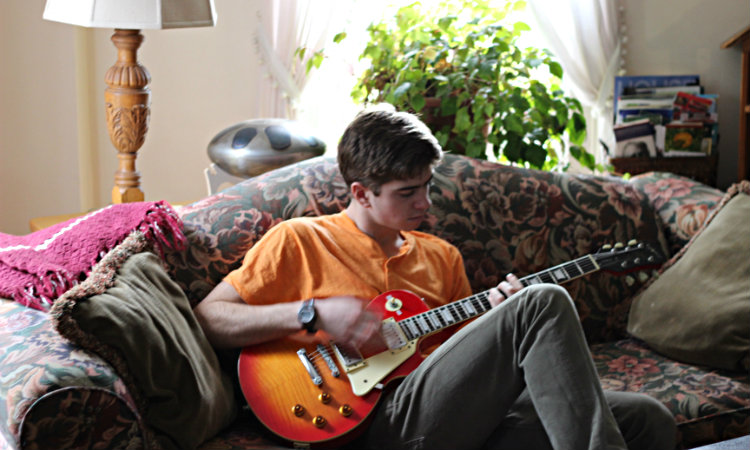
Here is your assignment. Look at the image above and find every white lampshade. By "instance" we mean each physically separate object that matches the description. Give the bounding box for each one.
[43,0,217,30]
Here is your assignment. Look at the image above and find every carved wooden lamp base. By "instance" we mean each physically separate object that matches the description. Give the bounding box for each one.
[42,0,217,204]
[105,29,150,204]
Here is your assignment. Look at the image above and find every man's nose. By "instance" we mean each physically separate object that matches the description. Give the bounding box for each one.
[415,190,432,210]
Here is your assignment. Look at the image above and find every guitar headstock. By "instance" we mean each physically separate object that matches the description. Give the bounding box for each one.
[593,240,665,274]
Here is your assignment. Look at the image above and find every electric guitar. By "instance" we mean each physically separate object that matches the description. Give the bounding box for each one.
[237,241,663,448]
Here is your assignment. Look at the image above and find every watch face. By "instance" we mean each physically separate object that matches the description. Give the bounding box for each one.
[298,300,316,329]
[299,308,315,323]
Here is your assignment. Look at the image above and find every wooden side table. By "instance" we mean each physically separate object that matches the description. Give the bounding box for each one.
[28,201,193,232]
[610,154,718,187]
[29,212,87,232]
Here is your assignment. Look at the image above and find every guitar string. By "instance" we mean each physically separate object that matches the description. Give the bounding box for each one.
[302,255,592,360]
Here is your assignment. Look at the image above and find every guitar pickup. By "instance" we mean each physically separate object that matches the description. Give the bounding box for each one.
[380,318,408,350]
[332,342,366,372]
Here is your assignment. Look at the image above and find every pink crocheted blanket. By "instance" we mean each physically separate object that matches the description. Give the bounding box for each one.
[0,201,186,311]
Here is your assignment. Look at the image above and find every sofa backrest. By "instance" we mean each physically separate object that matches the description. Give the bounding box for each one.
[627,172,724,255]
[167,154,669,343]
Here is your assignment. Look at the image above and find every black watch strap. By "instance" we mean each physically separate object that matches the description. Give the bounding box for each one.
[297,298,318,333]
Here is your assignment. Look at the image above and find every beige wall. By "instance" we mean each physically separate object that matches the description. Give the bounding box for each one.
[1,0,748,235]
[623,0,749,190]
[1,0,264,235]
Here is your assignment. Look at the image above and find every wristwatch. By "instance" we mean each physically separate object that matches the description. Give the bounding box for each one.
[297,298,318,333]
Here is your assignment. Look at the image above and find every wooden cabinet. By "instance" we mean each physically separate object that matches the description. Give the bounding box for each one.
[721,25,750,182]
[611,155,718,186]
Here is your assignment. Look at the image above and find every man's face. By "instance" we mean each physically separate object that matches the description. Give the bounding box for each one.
[364,168,434,232]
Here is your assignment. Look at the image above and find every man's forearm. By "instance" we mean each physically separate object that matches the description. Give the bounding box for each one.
[193,281,303,349]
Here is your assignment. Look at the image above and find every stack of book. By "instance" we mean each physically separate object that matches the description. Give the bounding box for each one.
[613,75,718,158]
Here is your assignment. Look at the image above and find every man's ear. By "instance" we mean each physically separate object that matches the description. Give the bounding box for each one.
[350,182,371,207]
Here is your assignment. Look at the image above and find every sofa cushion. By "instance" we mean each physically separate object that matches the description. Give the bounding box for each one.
[591,337,750,448]
[52,232,237,450]
[628,181,750,371]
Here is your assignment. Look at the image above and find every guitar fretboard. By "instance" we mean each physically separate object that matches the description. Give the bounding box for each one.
[397,254,599,341]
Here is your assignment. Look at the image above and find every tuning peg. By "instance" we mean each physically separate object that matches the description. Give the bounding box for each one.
[614,242,624,249]
[602,244,613,251]
[638,272,649,283]
[628,239,638,247]
[625,275,635,286]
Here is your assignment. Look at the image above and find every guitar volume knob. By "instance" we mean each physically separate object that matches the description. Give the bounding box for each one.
[318,392,332,404]
[292,404,305,417]
[339,404,353,417]
[312,415,326,428]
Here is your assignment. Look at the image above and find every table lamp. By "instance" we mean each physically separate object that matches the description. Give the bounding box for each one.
[43,0,217,203]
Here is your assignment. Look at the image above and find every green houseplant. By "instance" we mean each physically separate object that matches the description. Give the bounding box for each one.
[351,0,592,171]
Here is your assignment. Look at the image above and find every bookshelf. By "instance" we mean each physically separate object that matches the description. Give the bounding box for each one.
[611,155,718,187]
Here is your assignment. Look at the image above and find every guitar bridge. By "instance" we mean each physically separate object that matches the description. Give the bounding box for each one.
[297,349,323,386]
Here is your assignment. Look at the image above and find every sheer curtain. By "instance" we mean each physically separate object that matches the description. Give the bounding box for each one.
[252,0,340,118]
[527,0,623,169]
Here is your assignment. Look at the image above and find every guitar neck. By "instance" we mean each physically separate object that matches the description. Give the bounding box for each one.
[396,253,600,342]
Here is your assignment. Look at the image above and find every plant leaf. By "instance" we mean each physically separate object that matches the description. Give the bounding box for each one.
[548,61,563,79]
[504,114,524,134]
[524,143,548,168]
[392,82,413,100]
[455,107,471,132]
[570,145,596,170]
[412,94,426,112]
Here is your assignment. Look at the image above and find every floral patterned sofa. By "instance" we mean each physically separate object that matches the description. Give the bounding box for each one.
[1,154,747,450]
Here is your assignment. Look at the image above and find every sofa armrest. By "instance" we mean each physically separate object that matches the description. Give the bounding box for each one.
[0,299,143,449]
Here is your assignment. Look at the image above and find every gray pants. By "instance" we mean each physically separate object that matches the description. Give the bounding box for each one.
[359,285,676,450]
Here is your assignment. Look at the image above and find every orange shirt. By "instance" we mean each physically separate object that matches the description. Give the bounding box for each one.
[224,212,472,308]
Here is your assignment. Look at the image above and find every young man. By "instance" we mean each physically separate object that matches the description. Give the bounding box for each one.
[194,107,676,450]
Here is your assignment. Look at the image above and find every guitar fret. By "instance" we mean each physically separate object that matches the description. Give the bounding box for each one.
[580,256,597,273]
[399,323,413,341]
[427,312,442,329]
[539,272,555,284]
[450,303,468,321]
[564,261,583,278]
[440,307,455,324]
[477,293,492,311]
[573,259,586,275]
[406,320,420,338]
[417,315,433,333]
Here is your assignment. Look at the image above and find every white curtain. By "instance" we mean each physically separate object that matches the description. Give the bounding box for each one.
[527,0,623,169]
[252,0,339,118]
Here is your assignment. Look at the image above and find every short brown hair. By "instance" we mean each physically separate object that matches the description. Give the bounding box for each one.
[337,105,443,194]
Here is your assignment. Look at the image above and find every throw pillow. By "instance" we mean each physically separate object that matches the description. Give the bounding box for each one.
[627,181,750,371]
[52,232,236,450]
